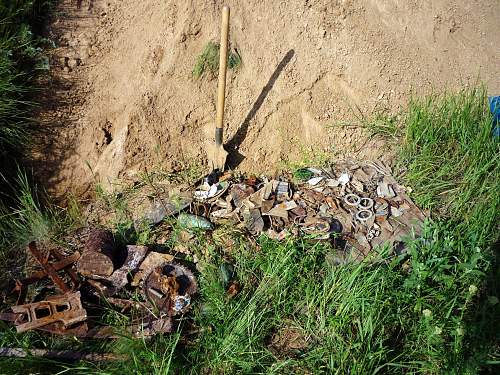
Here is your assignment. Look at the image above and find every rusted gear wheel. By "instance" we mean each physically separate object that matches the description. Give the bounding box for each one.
[143,263,197,316]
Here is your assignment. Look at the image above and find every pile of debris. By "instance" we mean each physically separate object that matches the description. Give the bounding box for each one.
[0,160,426,338]
[181,160,426,261]
[0,231,198,338]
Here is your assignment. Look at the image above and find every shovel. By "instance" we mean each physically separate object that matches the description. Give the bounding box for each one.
[208,5,230,171]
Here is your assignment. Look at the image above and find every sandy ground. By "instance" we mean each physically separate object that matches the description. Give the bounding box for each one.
[32,0,500,198]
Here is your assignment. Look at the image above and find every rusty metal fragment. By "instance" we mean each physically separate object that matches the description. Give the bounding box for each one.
[77,252,114,277]
[144,263,197,315]
[0,312,89,336]
[90,245,148,297]
[11,251,80,305]
[11,292,87,333]
[275,181,290,201]
[28,242,71,293]
[131,251,175,287]
[131,317,173,337]
[230,184,255,208]
[50,247,80,288]
[242,208,264,235]
[77,229,116,277]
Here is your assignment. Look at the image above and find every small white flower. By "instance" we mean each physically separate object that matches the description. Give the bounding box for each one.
[434,326,442,335]
[469,285,478,295]
[422,309,432,318]
[456,327,464,336]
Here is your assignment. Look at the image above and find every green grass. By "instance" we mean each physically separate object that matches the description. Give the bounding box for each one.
[0,0,55,270]
[361,111,403,140]
[192,41,241,79]
[400,88,499,224]
[0,0,52,150]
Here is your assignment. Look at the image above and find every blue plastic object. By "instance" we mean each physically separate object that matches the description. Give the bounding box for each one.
[488,96,500,137]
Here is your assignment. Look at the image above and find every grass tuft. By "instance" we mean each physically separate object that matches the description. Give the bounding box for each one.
[399,88,499,227]
[192,41,241,79]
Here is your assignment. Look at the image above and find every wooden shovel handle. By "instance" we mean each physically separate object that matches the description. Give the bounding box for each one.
[215,5,230,147]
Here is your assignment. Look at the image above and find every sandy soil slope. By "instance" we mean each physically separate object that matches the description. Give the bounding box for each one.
[32,0,500,197]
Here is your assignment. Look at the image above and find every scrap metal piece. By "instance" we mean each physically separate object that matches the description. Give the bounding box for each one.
[242,208,264,235]
[144,263,197,315]
[210,208,236,220]
[264,205,288,219]
[28,242,70,293]
[359,197,374,210]
[11,292,87,333]
[354,232,371,250]
[77,229,117,278]
[84,229,115,254]
[351,178,364,192]
[194,181,229,202]
[248,187,266,208]
[0,313,89,337]
[261,199,275,213]
[77,251,114,277]
[344,193,360,206]
[142,195,192,225]
[375,199,389,221]
[356,210,373,222]
[104,245,148,295]
[275,181,291,201]
[230,184,255,208]
[325,178,340,187]
[366,228,381,242]
[132,318,173,337]
[307,176,324,186]
[275,200,298,211]
[131,252,175,287]
[301,218,331,236]
[390,205,405,217]
[338,172,350,185]
[376,180,396,198]
[12,251,81,305]
[325,196,338,210]
[261,181,274,200]
[50,247,80,288]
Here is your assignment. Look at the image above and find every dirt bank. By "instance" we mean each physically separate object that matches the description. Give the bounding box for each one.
[32,0,500,197]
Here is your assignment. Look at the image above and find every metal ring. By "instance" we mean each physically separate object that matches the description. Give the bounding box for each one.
[359,197,374,210]
[344,193,360,206]
[356,210,373,222]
